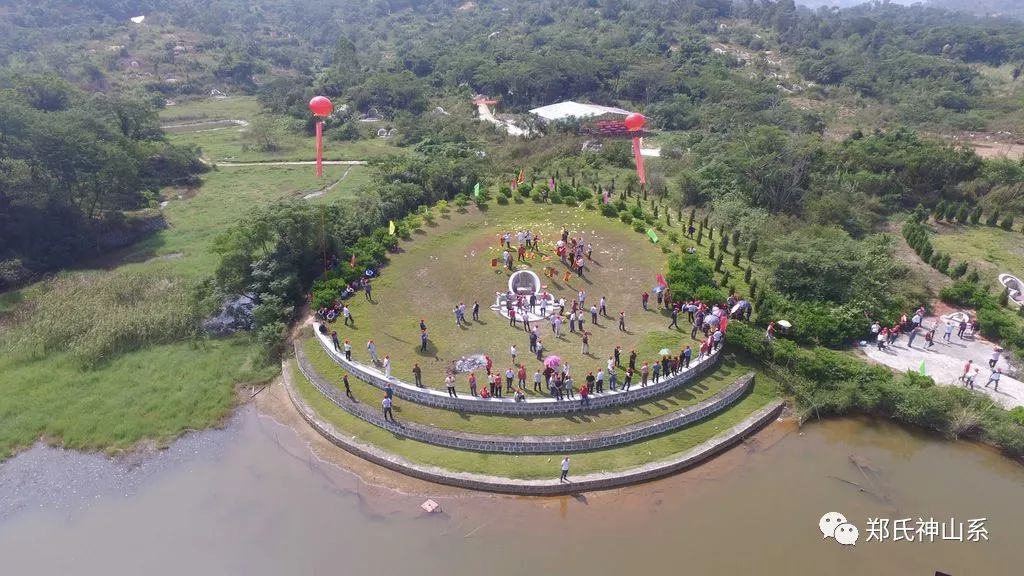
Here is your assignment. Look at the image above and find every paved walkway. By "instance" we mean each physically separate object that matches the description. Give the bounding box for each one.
[861,318,1023,409]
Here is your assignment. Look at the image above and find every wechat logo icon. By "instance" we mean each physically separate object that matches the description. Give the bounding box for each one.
[819,512,859,546]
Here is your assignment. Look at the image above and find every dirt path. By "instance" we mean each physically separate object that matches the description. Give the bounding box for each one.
[217,160,367,167]
[476,102,528,136]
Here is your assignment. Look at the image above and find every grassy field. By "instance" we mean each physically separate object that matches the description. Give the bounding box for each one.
[302,336,745,436]
[929,222,1024,286]
[291,361,777,478]
[331,201,753,392]
[161,95,405,163]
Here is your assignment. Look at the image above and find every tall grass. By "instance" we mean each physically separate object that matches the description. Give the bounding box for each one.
[2,270,201,367]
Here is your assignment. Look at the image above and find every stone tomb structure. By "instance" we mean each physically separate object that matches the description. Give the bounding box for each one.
[491,269,556,322]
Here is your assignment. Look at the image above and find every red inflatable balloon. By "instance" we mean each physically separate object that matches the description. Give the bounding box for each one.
[624,112,646,131]
[309,96,334,117]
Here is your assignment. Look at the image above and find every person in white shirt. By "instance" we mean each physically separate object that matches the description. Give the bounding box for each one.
[559,457,570,482]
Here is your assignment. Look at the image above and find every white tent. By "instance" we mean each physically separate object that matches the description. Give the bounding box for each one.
[529,101,630,122]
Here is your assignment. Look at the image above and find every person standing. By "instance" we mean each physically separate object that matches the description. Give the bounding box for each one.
[536,338,544,361]
[683,345,692,369]
[342,374,353,399]
[580,382,590,408]
[599,296,607,317]
[420,329,428,352]
[364,282,372,302]
[712,329,723,351]
[343,339,352,361]
[906,327,918,348]
[560,457,571,483]
[510,344,518,364]
[420,318,427,332]
[505,367,515,393]
[943,322,954,343]
[509,307,517,327]
[960,360,974,383]
[595,368,604,393]
[517,364,527,390]
[622,367,634,391]
[533,368,543,393]
[669,307,679,330]
[412,363,423,387]
[472,300,480,322]
[608,369,619,391]
[446,374,458,398]
[581,331,590,355]
[640,362,650,387]
[468,372,478,397]
[382,355,391,379]
[614,346,622,368]
[382,395,394,422]
[652,361,661,384]
[568,310,577,333]
[618,311,626,332]
[958,320,968,339]
[641,291,649,311]
[331,330,340,351]
[985,368,1002,391]
[628,350,637,371]
[590,304,598,325]
[343,305,354,327]
[529,328,538,353]
[925,328,935,349]
[367,340,378,363]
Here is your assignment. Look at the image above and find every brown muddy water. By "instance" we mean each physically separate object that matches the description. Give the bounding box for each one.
[1,404,1021,575]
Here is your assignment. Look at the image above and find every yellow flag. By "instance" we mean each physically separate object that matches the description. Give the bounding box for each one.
[388,220,396,235]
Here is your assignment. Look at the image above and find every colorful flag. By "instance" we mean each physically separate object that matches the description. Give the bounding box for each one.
[602,190,609,204]
[388,220,396,235]
[516,169,525,184]
[548,177,555,191]
[474,182,481,198]
[655,274,667,288]
[918,360,926,375]
[646,229,659,243]
[350,253,356,268]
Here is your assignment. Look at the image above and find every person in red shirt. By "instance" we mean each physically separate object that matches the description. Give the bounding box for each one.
[641,291,649,311]
[517,365,527,390]
[580,383,590,407]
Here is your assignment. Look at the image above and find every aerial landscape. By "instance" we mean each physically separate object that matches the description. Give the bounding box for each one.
[0,0,1023,574]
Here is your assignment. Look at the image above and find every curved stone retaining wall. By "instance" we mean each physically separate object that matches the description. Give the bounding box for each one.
[296,340,753,454]
[313,326,721,415]
[284,359,786,495]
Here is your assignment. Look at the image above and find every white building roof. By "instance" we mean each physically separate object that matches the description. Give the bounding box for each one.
[529,101,631,121]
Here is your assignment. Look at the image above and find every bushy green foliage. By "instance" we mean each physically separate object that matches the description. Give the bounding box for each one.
[619,212,634,224]
[1001,214,1015,231]
[665,254,716,300]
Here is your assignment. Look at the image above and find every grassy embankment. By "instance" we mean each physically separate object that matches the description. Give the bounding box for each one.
[302,336,743,436]
[0,97,390,459]
[290,362,777,479]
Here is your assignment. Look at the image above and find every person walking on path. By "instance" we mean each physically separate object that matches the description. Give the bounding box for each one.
[367,340,378,364]
[959,360,974,383]
[618,311,626,332]
[958,320,968,339]
[599,296,607,317]
[943,322,954,343]
[382,396,394,422]
[343,305,354,327]
[907,327,918,348]
[343,339,352,361]
[925,328,935,349]
[560,457,571,483]
[536,338,544,361]
[669,308,679,330]
[642,291,649,311]
[343,374,353,399]
[420,330,428,352]
[331,330,340,351]
[985,368,1002,391]
[990,348,1002,369]
[412,363,423,387]
[964,368,978,390]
